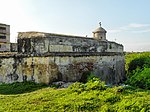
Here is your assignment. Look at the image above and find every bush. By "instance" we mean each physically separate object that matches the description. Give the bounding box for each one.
[0,81,47,94]
[79,71,96,83]
[126,52,150,76]
[125,52,150,89]
[68,82,85,93]
[68,77,106,93]
[126,67,150,89]
[128,57,150,73]
[85,77,106,91]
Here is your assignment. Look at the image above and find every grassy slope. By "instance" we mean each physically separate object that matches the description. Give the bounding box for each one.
[0,83,150,112]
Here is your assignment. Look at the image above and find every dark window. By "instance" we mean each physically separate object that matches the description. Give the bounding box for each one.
[0,27,6,30]
[100,37,102,39]
[0,36,6,39]
[109,44,112,49]
[0,45,1,48]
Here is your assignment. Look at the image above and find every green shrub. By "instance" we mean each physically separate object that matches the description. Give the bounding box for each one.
[68,77,106,93]
[0,80,150,111]
[128,57,150,73]
[125,52,150,75]
[68,82,85,93]
[79,71,97,83]
[85,77,106,91]
[87,72,98,81]
[105,95,120,104]
[126,67,150,89]
[0,81,47,94]
[125,52,150,89]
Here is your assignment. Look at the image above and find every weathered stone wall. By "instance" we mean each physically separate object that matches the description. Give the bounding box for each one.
[0,53,125,84]
[17,32,123,54]
[0,32,125,85]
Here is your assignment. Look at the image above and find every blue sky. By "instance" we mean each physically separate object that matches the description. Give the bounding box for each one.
[0,0,150,51]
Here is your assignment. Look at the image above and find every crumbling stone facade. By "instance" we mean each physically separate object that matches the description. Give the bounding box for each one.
[0,24,126,84]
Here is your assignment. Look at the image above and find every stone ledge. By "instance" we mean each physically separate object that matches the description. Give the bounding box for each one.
[0,52,124,58]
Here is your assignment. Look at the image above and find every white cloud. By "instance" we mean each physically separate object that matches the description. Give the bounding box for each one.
[132,29,150,33]
[108,23,150,34]
[128,23,150,28]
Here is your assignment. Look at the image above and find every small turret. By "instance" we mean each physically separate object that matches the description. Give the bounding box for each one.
[93,22,107,41]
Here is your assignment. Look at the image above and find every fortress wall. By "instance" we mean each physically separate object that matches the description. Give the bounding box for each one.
[0,32,125,85]
[17,36,123,54]
[0,53,125,84]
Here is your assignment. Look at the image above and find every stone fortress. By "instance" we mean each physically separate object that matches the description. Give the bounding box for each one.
[0,22,125,84]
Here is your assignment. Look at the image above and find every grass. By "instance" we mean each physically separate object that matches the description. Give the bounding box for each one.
[0,81,150,111]
[0,81,47,95]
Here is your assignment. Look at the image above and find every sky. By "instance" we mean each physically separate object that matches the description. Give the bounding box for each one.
[0,0,150,52]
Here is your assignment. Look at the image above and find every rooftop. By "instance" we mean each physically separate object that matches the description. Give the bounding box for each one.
[93,22,107,33]
[18,31,92,39]
[0,23,10,26]
[93,27,107,33]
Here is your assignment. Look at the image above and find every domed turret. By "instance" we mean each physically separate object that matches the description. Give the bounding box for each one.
[93,22,107,41]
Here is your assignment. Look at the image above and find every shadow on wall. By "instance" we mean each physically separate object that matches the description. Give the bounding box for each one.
[79,71,92,83]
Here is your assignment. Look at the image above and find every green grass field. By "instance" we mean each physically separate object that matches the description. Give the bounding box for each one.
[0,80,150,111]
[0,84,149,112]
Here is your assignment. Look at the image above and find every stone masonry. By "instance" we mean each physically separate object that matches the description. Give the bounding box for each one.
[0,24,126,84]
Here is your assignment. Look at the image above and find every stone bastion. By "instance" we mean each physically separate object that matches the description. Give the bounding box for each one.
[0,25,126,84]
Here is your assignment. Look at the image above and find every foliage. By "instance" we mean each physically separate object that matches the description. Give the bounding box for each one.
[126,67,150,89]
[128,56,150,72]
[85,77,106,91]
[125,52,150,89]
[125,52,150,74]
[79,71,96,83]
[68,77,106,93]
[0,82,150,111]
[0,81,47,94]
[68,82,85,93]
